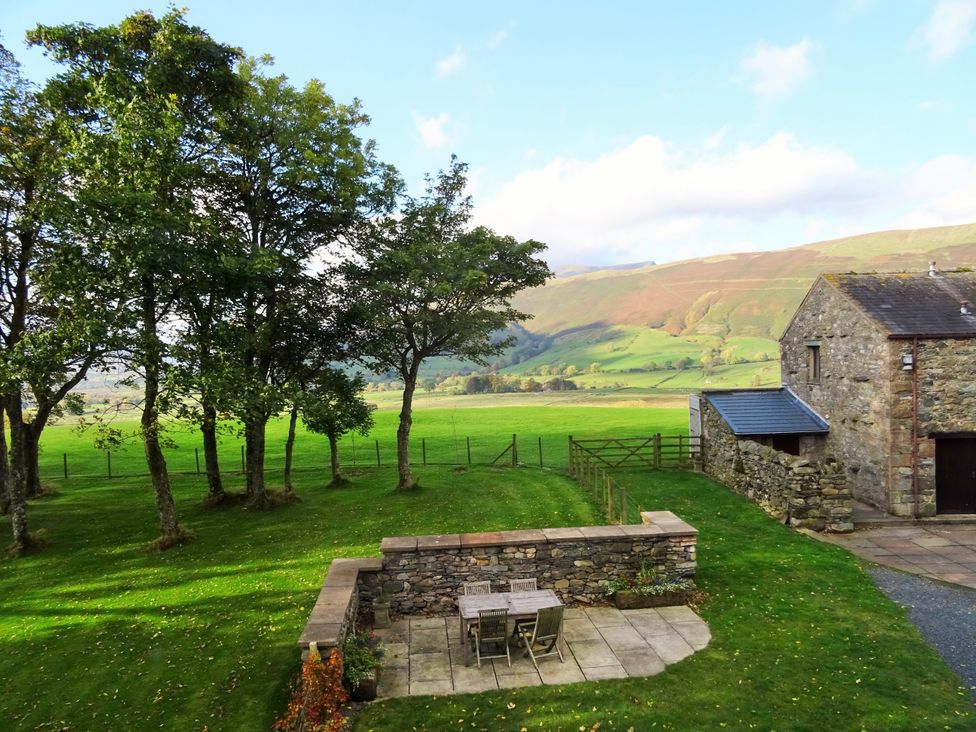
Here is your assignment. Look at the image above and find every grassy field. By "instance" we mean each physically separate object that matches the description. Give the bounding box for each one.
[3,405,972,731]
[36,405,689,482]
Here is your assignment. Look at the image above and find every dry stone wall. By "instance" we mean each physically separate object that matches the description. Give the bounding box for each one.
[359,514,698,616]
[702,400,853,532]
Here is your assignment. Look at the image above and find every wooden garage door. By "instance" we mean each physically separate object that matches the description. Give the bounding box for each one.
[936,437,976,514]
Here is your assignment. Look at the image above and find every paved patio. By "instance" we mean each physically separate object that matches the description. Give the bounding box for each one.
[820,525,976,589]
[374,605,710,697]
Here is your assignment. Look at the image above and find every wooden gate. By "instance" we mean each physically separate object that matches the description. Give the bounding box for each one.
[568,434,701,471]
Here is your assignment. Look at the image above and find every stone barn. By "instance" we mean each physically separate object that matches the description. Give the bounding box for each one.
[780,266,976,518]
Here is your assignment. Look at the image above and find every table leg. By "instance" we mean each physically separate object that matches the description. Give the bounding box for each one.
[459,612,470,666]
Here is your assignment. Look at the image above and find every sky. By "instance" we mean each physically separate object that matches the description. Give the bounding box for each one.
[4,0,976,267]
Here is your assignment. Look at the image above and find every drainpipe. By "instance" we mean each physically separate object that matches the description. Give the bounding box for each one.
[911,337,919,519]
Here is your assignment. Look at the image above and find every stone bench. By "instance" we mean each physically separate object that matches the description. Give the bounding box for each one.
[297,556,382,659]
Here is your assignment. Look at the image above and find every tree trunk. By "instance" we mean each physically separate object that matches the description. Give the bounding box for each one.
[141,279,185,548]
[4,395,32,553]
[283,404,298,494]
[201,401,224,501]
[396,372,418,492]
[328,433,341,484]
[24,430,40,498]
[244,410,267,505]
[0,404,9,515]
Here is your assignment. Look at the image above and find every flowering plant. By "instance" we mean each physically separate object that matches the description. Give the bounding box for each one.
[605,564,695,597]
[341,631,384,688]
[274,647,347,732]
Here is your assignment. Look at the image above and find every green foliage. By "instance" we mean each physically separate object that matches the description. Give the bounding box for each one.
[301,371,374,443]
[340,632,384,688]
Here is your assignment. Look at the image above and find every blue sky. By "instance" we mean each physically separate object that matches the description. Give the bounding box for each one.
[5,1,976,266]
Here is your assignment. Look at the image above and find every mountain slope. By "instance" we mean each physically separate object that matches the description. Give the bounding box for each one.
[515,224,976,340]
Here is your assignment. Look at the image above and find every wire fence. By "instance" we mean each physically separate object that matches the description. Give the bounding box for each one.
[39,432,561,482]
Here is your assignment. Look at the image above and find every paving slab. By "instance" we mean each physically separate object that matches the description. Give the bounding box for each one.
[645,632,695,663]
[584,606,628,627]
[615,649,666,676]
[377,666,409,698]
[622,609,672,638]
[582,664,628,680]
[383,642,409,668]
[409,678,454,696]
[538,658,587,684]
[497,672,543,689]
[410,628,447,654]
[598,624,650,652]
[563,618,604,642]
[411,652,451,681]
[569,638,618,668]
[412,617,448,631]
[670,621,712,650]
[656,605,702,623]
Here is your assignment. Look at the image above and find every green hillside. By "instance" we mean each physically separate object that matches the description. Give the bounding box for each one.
[480,223,976,391]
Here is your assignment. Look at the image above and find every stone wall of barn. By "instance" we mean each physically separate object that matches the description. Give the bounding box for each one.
[780,277,893,512]
[887,338,976,516]
[701,400,852,532]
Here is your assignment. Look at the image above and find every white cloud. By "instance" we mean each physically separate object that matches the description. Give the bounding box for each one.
[435,45,466,78]
[915,0,976,61]
[702,126,728,150]
[412,112,453,149]
[738,39,813,97]
[895,155,976,227]
[488,29,508,50]
[475,133,878,265]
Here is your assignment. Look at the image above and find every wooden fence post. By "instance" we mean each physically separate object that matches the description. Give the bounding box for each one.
[466,436,471,465]
[375,440,381,467]
[241,445,245,472]
[512,434,517,466]
[538,436,543,467]
[422,438,427,466]
[653,433,662,468]
[107,451,112,479]
[195,448,200,475]
[63,453,68,480]
[568,436,573,477]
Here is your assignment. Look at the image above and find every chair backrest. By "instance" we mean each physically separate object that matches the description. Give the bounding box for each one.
[533,605,564,641]
[478,608,508,640]
[463,581,491,596]
[508,578,538,593]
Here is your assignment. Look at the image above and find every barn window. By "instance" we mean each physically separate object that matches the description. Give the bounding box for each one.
[806,344,821,383]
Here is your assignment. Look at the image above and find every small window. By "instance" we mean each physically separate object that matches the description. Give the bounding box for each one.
[807,345,821,383]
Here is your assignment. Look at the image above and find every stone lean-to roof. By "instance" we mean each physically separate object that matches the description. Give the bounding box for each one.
[824,271,976,338]
[703,387,828,436]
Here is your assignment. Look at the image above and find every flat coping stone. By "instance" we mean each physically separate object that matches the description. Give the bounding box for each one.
[619,524,665,537]
[381,535,418,553]
[498,528,547,544]
[541,527,586,543]
[415,534,461,551]
[298,621,343,648]
[459,531,507,548]
[639,511,698,536]
[578,525,626,539]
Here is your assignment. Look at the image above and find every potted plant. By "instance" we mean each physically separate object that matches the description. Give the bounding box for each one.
[342,631,384,702]
[605,564,696,609]
[372,592,393,629]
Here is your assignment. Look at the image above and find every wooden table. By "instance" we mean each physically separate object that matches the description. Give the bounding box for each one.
[458,590,562,665]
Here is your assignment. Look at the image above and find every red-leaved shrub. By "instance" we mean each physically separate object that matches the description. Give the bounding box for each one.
[274,647,348,732]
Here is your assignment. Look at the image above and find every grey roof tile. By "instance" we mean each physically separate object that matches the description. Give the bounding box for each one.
[704,387,828,436]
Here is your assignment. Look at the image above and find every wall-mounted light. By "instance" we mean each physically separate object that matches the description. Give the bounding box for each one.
[901,353,914,371]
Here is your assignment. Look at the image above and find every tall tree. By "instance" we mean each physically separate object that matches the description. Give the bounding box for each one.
[0,43,123,552]
[207,58,396,505]
[346,158,551,491]
[300,371,374,487]
[29,10,242,547]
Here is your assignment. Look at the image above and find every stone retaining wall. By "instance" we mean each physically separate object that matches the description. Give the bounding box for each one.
[297,557,381,658]
[358,512,697,616]
[702,400,853,532]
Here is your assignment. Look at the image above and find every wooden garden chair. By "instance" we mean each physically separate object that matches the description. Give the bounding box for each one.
[508,578,537,593]
[517,605,565,671]
[471,608,511,668]
[463,581,492,595]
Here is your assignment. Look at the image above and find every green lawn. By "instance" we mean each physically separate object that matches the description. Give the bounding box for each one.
[4,406,972,731]
[37,406,687,481]
[355,470,974,731]
[0,464,597,731]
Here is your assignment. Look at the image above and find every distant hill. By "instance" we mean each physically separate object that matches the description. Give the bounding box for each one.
[489,223,976,391]
[555,260,656,278]
[516,224,976,338]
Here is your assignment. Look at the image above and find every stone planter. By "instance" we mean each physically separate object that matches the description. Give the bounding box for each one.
[610,589,692,609]
[349,672,378,702]
[372,601,391,629]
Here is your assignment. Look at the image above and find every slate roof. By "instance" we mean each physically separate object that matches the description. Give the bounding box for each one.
[704,387,828,436]
[825,271,976,338]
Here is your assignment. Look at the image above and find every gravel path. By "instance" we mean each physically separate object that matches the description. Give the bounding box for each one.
[869,567,976,701]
